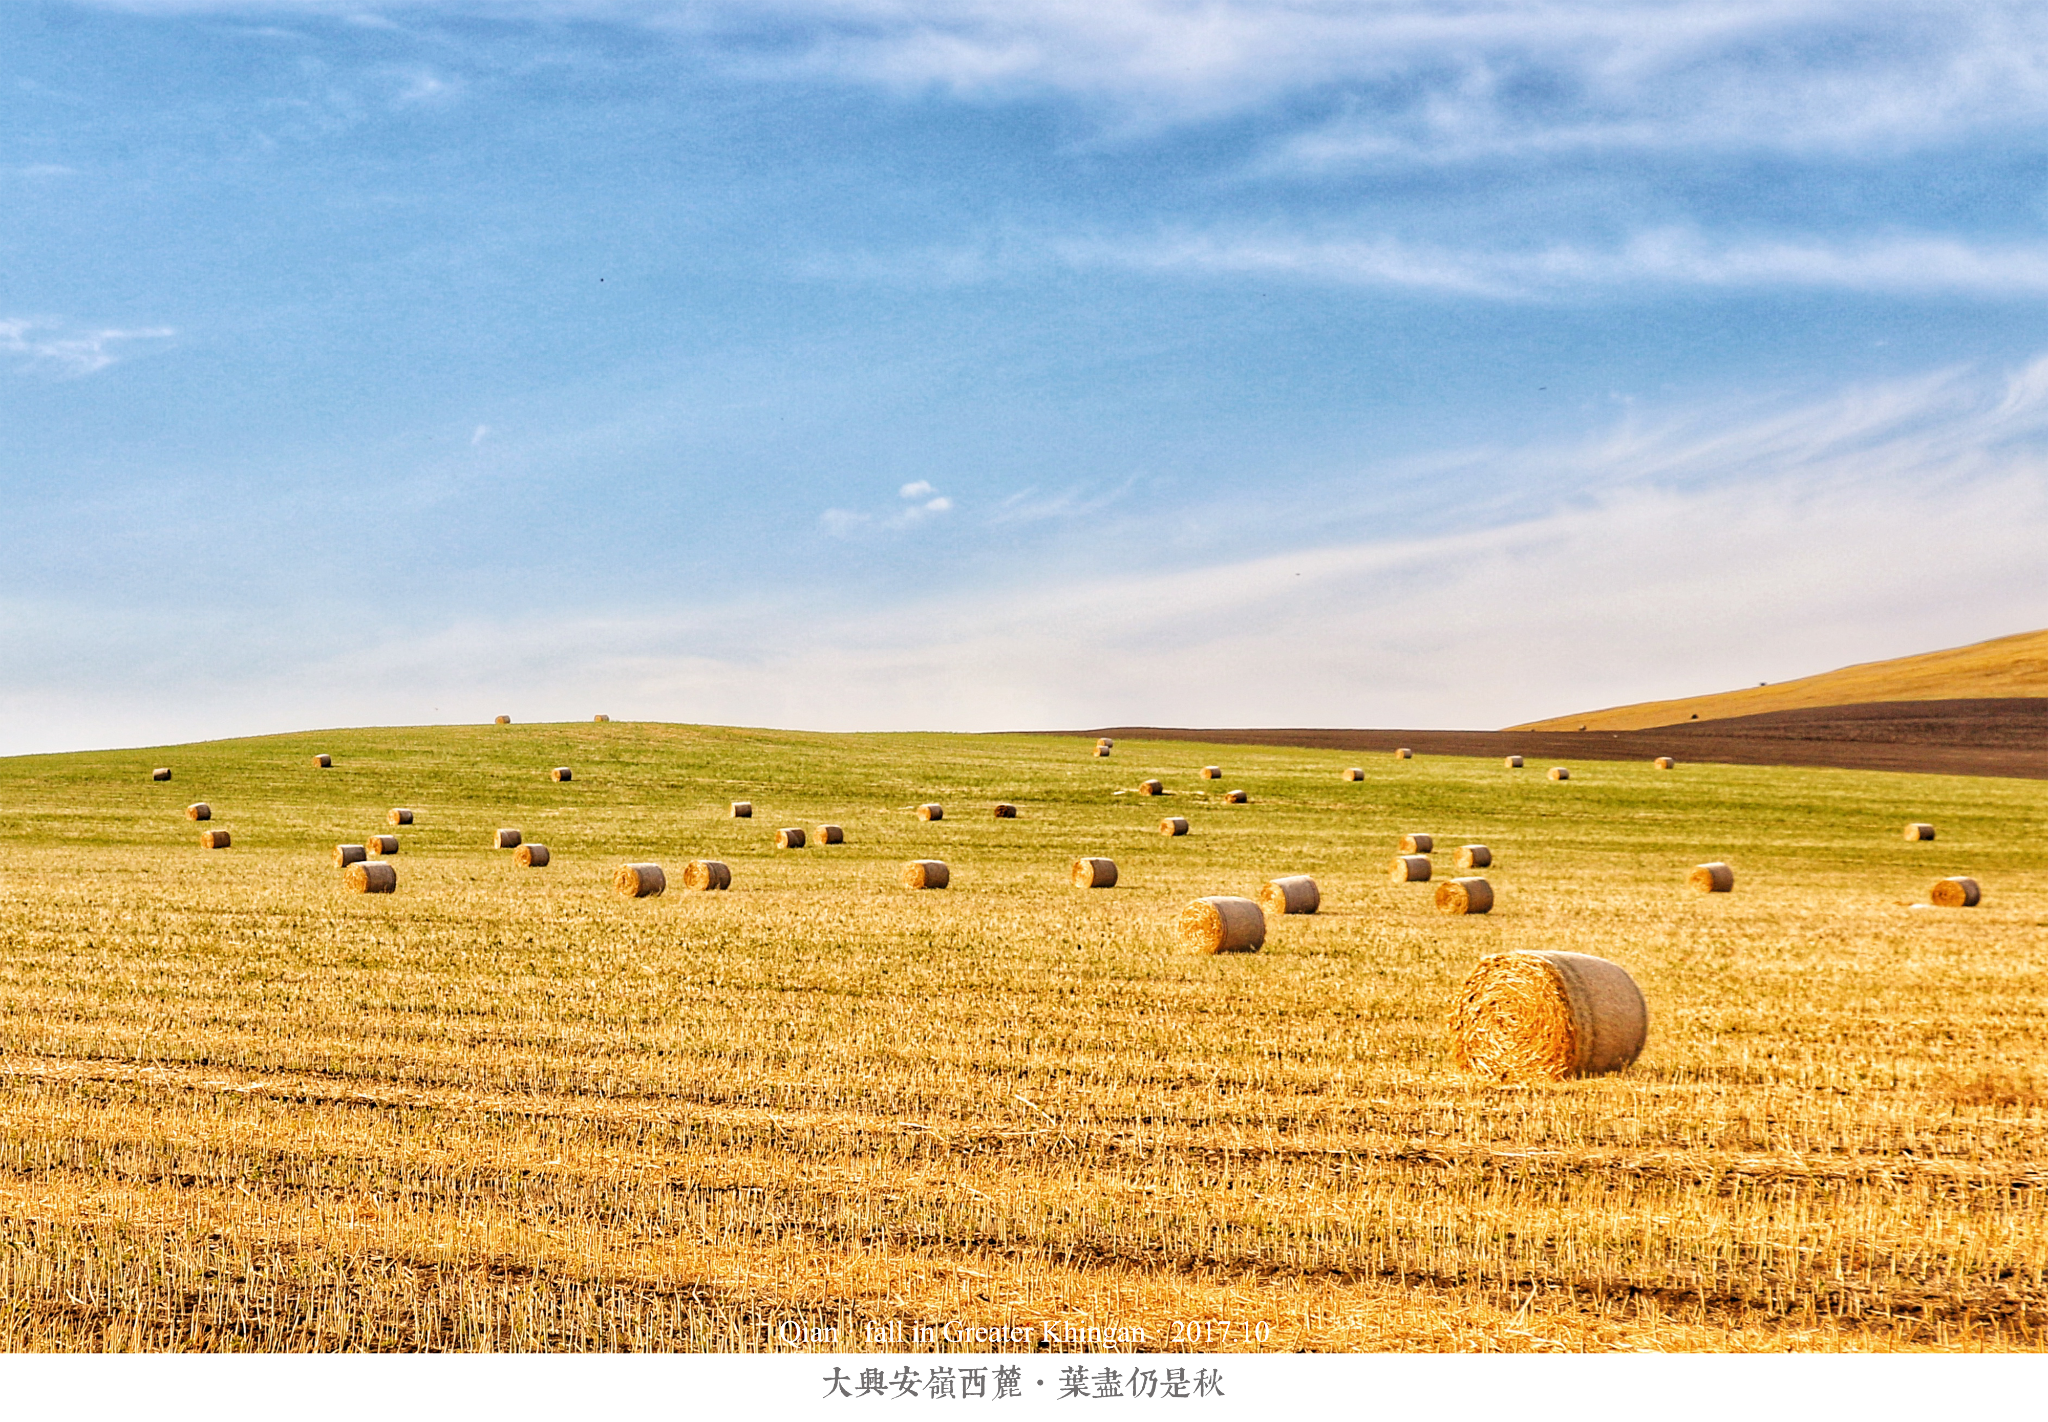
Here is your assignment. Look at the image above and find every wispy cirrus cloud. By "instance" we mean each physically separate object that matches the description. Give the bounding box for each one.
[0,319,174,376]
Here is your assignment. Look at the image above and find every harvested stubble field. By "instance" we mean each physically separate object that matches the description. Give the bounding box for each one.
[0,722,2045,1353]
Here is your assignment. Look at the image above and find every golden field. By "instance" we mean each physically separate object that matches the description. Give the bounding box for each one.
[0,722,2042,1352]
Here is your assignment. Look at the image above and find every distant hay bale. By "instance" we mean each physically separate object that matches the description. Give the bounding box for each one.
[1138,780,1163,796]
[1094,745,1111,757]
[1160,816,1190,836]
[152,768,172,782]
[551,767,572,782]
[185,803,211,822]
[1504,756,1523,768]
[1547,767,1570,781]
[1653,756,1675,770]
[1454,844,1493,870]
[1931,876,1982,908]
[1258,875,1319,915]
[1395,748,1413,760]
[334,843,367,867]
[1449,951,1647,1080]
[1097,738,1114,749]
[200,829,231,850]
[1688,862,1735,894]
[1399,833,1434,854]
[1178,896,1265,954]
[776,827,807,849]
[1904,822,1935,841]
[683,859,731,890]
[1072,857,1118,889]
[346,861,397,895]
[494,828,522,849]
[1435,877,1494,915]
[614,863,666,898]
[495,715,510,725]
[1390,854,1431,883]
[1200,766,1221,779]
[1343,767,1364,781]
[387,808,413,826]
[367,834,398,856]
[903,860,949,890]
[515,844,550,868]
[917,803,944,821]
[816,824,844,844]
[993,803,1017,818]
[731,802,753,818]
[1223,789,1248,803]
[593,714,609,722]
[312,754,332,768]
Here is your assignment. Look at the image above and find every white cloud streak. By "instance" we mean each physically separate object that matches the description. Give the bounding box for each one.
[0,319,175,377]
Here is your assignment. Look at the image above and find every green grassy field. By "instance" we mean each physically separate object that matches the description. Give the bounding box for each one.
[0,721,2043,1351]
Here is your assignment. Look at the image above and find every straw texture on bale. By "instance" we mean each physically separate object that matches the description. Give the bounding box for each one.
[775,827,807,849]
[1435,877,1494,915]
[494,828,522,849]
[152,768,172,781]
[200,830,231,850]
[1399,833,1434,854]
[312,755,331,768]
[494,715,510,724]
[593,714,609,722]
[614,863,666,898]
[387,808,413,826]
[917,803,944,821]
[731,802,753,818]
[816,824,844,844]
[1178,896,1266,954]
[333,844,367,867]
[1904,822,1935,841]
[185,803,211,821]
[367,834,398,856]
[992,803,1017,818]
[550,767,572,782]
[1395,747,1413,759]
[1139,780,1163,796]
[1449,951,1648,1081]
[1258,875,1320,915]
[1160,816,1190,836]
[1654,756,1676,769]
[683,860,731,891]
[1504,756,1523,768]
[1931,876,1981,908]
[1548,766,1570,780]
[1390,854,1431,883]
[1454,844,1493,870]
[1342,768,1364,781]
[903,860,949,890]
[514,844,550,868]
[1689,862,1735,893]
[1200,766,1221,779]
[1223,789,1248,803]
[346,861,397,895]
[1072,857,1118,889]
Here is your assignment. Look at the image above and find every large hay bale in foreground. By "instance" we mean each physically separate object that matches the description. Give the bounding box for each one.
[494,715,510,725]
[312,754,332,768]
[731,801,753,818]
[1689,862,1735,894]
[346,861,397,894]
[1504,756,1523,768]
[1138,780,1163,796]
[1931,876,1981,908]
[152,768,172,781]
[334,843,367,867]
[1160,816,1189,837]
[816,824,844,844]
[185,803,211,821]
[1450,951,1647,1080]
[1072,857,1118,889]
[1223,789,1248,803]
[683,859,731,890]
[367,834,398,856]
[1394,747,1413,760]
[902,860,949,890]
[1904,822,1935,841]
[1390,854,1431,883]
[1547,766,1570,781]
[515,844,550,868]
[776,827,807,849]
[200,829,230,850]
[917,803,944,821]
[1342,767,1364,781]
[614,863,666,898]
[1258,875,1319,915]
[387,808,413,826]
[550,767,572,782]
[1178,896,1265,954]
[1654,756,1676,770]
[1399,833,1433,854]
[992,803,1017,818]
[1454,844,1492,870]
[494,828,522,849]
[1200,766,1221,780]
[1435,877,1493,915]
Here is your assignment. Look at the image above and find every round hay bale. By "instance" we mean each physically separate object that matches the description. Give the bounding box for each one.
[1904,822,1935,841]
[387,808,413,826]
[200,829,231,850]
[1504,756,1523,768]
[185,803,211,821]
[494,828,522,849]
[367,834,398,856]
[614,863,666,898]
[152,768,172,782]
[1653,756,1675,770]
[515,844,550,868]
[776,827,807,849]
[902,860,949,890]
[494,715,510,725]
[1342,767,1364,781]
[993,803,1017,818]
[1160,816,1190,836]
[550,767,572,782]
[1097,737,1114,749]
[1390,854,1431,883]
[1454,844,1493,870]
[334,843,367,867]
[1258,875,1319,915]
[731,801,753,818]
[1138,780,1163,796]
[1223,789,1248,804]
[1931,876,1981,908]
[683,859,731,891]
[1399,833,1434,854]
[1688,862,1735,894]
[917,803,944,821]
[593,714,609,723]
[1395,747,1413,760]
[1093,745,1111,757]
[312,754,332,768]
[1178,896,1265,954]
[1200,766,1222,780]
[1449,951,1647,1080]
[1071,857,1118,889]
[346,861,397,894]
[1435,877,1494,915]
[816,824,844,844]
[1547,766,1570,781]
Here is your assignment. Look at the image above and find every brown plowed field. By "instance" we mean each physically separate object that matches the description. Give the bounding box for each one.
[1060,698,2048,779]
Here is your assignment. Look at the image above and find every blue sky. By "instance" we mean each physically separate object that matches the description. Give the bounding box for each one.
[6,0,2048,751]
